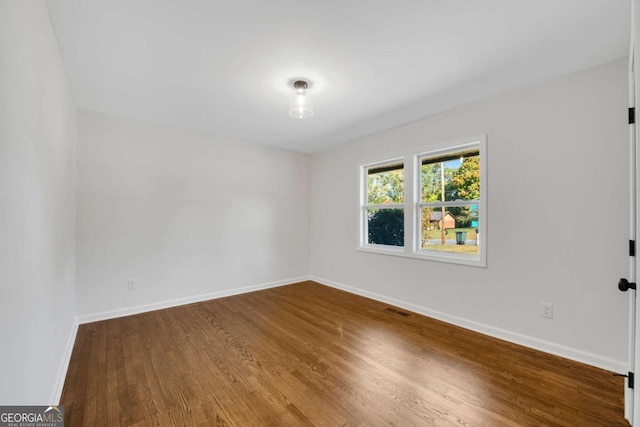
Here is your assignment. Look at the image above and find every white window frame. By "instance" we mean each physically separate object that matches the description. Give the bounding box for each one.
[414,137,487,267]
[358,135,487,268]
[359,158,405,254]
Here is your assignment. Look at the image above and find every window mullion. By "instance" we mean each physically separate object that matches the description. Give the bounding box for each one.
[365,204,405,210]
[420,200,480,208]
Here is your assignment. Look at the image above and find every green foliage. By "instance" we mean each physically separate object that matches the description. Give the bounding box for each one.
[368,155,479,240]
[367,170,404,205]
[420,207,435,247]
[421,163,444,202]
[422,156,480,202]
[368,209,404,246]
[449,156,480,200]
[421,155,480,230]
[446,156,480,227]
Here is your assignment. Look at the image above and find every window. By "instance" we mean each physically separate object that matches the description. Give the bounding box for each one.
[362,160,404,248]
[417,141,483,265]
[359,136,486,267]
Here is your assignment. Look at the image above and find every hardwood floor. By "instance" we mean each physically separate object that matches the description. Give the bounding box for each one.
[61,281,626,426]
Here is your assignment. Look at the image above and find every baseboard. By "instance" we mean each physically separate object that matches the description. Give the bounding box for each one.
[310,275,626,374]
[51,316,78,404]
[77,276,310,325]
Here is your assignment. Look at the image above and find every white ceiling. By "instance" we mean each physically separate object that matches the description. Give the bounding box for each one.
[46,0,629,153]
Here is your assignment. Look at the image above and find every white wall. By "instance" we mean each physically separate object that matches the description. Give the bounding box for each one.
[0,1,77,404]
[76,110,309,318]
[309,59,629,372]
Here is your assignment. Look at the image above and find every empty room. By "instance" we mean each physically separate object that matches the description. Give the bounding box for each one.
[3,0,640,425]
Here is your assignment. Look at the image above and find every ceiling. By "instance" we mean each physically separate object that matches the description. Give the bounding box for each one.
[46,0,629,153]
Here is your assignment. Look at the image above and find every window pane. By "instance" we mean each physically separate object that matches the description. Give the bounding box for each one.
[421,205,479,255]
[367,163,404,205]
[422,152,479,202]
[367,208,404,246]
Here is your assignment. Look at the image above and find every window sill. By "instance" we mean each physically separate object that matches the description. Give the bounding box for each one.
[358,245,486,268]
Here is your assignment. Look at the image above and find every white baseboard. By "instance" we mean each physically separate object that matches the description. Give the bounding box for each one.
[77,276,310,325]
[51,316,79,404]
[310,275,626,374]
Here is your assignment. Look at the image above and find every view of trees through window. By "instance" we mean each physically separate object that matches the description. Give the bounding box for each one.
[362,142,483,264]
[421,150,480,255]
[366,163,404,246]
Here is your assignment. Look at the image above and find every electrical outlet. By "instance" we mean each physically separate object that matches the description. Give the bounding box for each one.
[127,279,136,291]
[540,302,553,319]
[288,261,293,269]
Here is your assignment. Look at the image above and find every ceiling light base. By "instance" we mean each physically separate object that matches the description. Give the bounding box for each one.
[289,79,313,119]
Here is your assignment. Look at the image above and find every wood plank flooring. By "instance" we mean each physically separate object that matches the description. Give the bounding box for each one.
[61,281,627,426]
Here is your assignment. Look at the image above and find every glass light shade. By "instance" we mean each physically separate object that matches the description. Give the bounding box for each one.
[289,87,313,118]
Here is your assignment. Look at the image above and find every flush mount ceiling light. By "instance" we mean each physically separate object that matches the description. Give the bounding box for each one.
[289,80,313,119]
